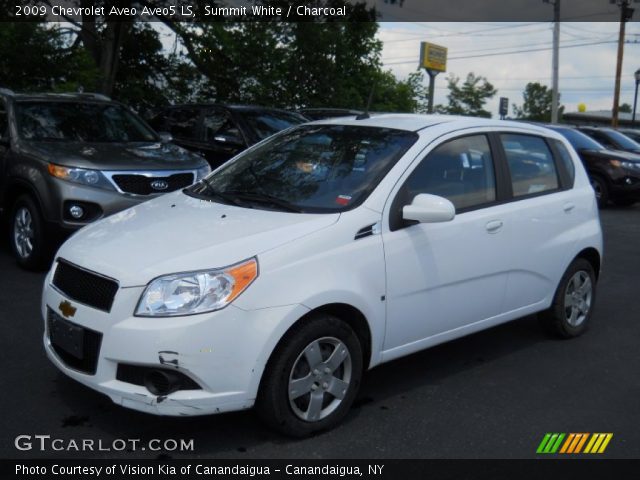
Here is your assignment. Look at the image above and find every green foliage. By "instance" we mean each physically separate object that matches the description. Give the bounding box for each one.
[513,82,564,121]
[0,1,423,113]
[435,73,497,118]
[619,103,632,113]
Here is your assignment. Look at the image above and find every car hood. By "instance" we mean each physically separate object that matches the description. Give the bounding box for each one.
[20,140,207,170]
[56,191,340,286]
[579,148,640,161]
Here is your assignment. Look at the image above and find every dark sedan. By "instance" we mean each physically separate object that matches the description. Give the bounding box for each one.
[147,104,307,169]
[545,125,640,207]
[577,126,640,155]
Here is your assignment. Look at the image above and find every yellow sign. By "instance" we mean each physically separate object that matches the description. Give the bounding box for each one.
[420,42,447,72]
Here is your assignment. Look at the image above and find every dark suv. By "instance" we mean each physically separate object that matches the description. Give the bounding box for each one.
[577,126,640,154]
[545,124,640,207]
[0,90,210,269]
[147,104,307,169]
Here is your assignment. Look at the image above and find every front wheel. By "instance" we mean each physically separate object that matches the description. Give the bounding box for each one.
[589,175,608,208]
[9,195,50,270]
[256,313,363,437]
[540,258,597,338]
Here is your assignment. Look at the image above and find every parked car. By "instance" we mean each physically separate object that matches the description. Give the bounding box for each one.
[43,115,602,436]
[147,104,307,169]
[544,125,640,207]
[0,90,210,270]
[577,126,640,154]
[618,128,640,143]
[298,108,364,121]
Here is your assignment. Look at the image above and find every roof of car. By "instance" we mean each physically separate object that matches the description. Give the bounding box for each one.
[310,113,561,134]
[164,103,300,114]
[1,91,113,102]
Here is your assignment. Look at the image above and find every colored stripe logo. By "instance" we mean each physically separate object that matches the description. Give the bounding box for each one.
[537,433,613,454]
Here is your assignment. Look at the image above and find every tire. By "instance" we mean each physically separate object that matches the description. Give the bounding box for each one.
[589,175,608,208]
[540,258,596,339]
[9,195,51,270]
[612,198,637,207]
[256,313,363,437]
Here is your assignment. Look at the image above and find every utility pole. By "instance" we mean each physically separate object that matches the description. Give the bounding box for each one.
[612,0,635,128]
[544,0,561,123]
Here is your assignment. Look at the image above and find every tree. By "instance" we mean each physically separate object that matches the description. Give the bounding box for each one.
[619,103,632,113]
[513,82,564,121]
[435,73,497,118]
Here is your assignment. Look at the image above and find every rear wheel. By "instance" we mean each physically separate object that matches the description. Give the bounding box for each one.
[9,195,50,270]
[540,258,596,338]
[589,175,608,208]
[256,313,363,437]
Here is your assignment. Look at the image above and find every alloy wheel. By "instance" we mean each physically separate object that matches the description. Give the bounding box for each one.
[13,207,34,259]
[564,270,593,327]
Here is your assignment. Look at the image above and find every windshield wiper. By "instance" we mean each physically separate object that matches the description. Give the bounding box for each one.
[223,190,303,213]
[191,178,244,207]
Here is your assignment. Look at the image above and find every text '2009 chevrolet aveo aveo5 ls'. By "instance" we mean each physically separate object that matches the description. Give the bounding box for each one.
[42,115,603,437]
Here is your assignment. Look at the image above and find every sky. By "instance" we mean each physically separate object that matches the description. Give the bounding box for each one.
[377,22,640,116]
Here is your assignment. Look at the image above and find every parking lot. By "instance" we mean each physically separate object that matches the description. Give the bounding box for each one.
[1,205,639,459]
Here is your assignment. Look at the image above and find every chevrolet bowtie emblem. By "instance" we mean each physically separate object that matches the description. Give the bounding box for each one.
[59,300,77,318]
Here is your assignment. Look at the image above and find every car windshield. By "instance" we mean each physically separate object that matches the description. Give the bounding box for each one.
[553,128,604,151]
[186,124,418,212]
[242,110,307,140]
[15,101,158,142]
[602,130,640,150]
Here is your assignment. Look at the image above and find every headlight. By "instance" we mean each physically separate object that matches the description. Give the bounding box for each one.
[195,164,211,181]
[620,161,640,170]
[48,163,114,190]
[135,258,258,317]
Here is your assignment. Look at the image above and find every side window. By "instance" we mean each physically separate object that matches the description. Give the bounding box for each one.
[551,139,576,187]
[500,134,559,197]
[203,111,242,143]
[168,107,201,141]
[402,134,497,211]
[589,131,614,148]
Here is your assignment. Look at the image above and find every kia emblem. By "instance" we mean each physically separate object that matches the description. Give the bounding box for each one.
[150,179,169,191]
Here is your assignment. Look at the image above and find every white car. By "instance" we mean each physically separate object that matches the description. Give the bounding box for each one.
[42,115,602,436]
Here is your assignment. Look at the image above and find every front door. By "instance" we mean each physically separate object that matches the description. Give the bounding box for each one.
[382,133,512,354]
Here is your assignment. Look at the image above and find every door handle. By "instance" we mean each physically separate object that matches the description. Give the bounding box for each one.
[563,202,575,213]
[485,220,503,233]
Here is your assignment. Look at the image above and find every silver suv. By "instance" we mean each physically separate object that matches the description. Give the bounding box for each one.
[0,90,210,269]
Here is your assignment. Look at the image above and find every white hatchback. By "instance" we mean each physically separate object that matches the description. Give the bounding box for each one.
[43,115,602,436]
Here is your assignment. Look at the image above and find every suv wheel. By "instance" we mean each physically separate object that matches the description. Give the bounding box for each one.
[10,195,49,270]
[540,258,596,338]
[257,313,363,437]
[589,175,608,208]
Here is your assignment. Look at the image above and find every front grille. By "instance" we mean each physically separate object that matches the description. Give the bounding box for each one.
[53,259,118,312]
[47,308,102,375]
[112,172,194,195]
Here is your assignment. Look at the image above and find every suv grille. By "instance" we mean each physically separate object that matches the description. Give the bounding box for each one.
[52,260,119,312]
[112,172,194,195]
[47,308,102,375]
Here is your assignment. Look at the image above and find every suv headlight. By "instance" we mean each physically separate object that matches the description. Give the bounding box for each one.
[135,258,258,317]
[195,164,211,181]
[48,163,114,190]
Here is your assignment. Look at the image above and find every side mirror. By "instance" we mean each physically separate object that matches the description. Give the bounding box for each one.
[213,133,243,147]
[158,132,173,143]
[402,193,455,224]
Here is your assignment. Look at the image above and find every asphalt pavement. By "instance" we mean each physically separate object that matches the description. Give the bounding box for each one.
[1,206,639,459]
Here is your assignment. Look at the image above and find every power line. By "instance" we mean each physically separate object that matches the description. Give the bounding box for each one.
[384,39,622,65]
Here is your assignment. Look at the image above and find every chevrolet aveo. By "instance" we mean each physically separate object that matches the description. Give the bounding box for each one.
[43,115,603,436]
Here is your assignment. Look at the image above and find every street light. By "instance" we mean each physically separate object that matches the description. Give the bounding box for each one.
[633,68,640,128]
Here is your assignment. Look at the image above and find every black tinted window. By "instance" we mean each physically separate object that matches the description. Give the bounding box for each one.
[168,108,201,140]
[242,111,306,140]
[0,101,7,139]
[402,135,497,211]
[501,134,559,197]
[554,128,603,151]
[15,101,157,142]
[203,112,242,144]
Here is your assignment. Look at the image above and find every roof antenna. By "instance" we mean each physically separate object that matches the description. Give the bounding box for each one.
[356,83,375,120]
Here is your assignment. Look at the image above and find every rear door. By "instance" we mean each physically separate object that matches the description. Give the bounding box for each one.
[496,132,579,312]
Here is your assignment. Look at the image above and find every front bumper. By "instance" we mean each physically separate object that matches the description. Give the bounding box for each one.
[42,270,309,416]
